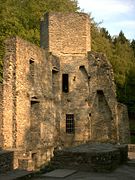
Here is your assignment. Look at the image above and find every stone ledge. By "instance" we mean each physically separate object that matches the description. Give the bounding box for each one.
[127,160,135,167]
[50,143,128,172]
[0,150,14,174]
[0,170,33,180]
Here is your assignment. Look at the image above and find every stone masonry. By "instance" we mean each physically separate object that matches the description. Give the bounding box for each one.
[0,12,130,170]
[51,143,128,172]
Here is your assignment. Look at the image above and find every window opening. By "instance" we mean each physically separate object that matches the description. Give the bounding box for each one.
[62,74,69,93]
[29,59,34,79]
[31,100,39,106]
[79,65,89,79]
[52,70,58,94]
[97,90,104,95]
[30,99,39,129]
[89,113,91,117]
[97,90,104,107]
[66,114,74,134]
[30,97,39,106]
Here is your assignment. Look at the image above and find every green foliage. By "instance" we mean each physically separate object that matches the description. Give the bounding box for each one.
[112,37,134,86]
[112,34,135,115]
[131,39,135,56]
[91,21,113,63]
[0,0,79,82]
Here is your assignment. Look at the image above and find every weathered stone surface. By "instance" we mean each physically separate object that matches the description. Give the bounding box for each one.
[0,169,33,180]
[0,150,14,173]
[0,84,3,148]
[128,144,135,152]
[40,13,91,54]
[50,143,128,172]
[42,169,77,178]
[0,12,130,171]
[117,103,130,144]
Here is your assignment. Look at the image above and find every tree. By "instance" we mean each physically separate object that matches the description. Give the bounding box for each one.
[113,30,128,45]
[91,21,113,60]
[100,27,112,42]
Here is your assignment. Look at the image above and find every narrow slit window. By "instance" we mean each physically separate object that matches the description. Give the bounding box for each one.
[97,90,104,105]
[29,59,34,78]
[52,70,58,94]
[66,114,74,134]
[30,99,39,128]
[62,74,69,93]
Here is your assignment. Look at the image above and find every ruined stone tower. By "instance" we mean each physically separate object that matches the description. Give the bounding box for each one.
[40,13,91,54]
[0,12,129,170]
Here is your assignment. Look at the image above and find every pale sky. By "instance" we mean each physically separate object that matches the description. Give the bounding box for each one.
[78,0,135,40]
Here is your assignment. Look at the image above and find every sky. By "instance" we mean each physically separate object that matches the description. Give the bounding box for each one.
[78,0,135,40]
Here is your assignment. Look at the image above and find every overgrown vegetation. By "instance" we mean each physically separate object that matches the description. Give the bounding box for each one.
[0,0,135,118]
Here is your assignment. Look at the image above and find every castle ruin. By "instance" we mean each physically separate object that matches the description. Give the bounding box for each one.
[0,12,130,170]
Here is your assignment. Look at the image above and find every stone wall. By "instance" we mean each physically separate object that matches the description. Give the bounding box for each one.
[0,84,3,148]
[117,103,130,144]
[59,51,119,146]
[2,38,16,148]
[128,144,135,152]
[88,52,117,142]
[2,37,61,169]
[0,150,14,173]
[40,12,91,55]
[1,12,130,170]
[60,54,90,145]
[50,143,128,172]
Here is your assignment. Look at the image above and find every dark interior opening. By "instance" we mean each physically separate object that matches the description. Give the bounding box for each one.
[97,90,104,95]
[62,74,69,93]
[29,59,34,79]
[79,65,85,69]
[79,65,89,80]
[31,100,39,106]
[31,97,39,106]
[89,113,91,117]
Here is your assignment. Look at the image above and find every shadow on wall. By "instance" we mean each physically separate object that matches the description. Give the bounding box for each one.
[91,90,114,142]
[0,150,14,173]
[23,100,60,170]
[19,58,60,170]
